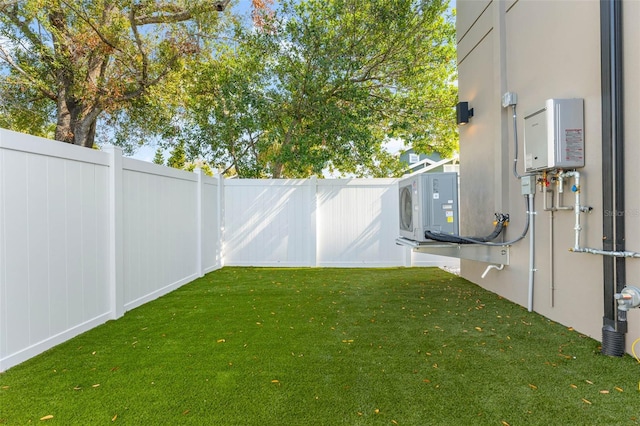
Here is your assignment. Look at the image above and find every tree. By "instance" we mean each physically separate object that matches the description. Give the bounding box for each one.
[0,0,227,148]
[186,0,457,178]
[166,140,187,169]
[152,147,165,165]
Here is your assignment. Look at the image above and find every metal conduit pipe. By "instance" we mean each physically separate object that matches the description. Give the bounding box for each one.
[528,193,536,312]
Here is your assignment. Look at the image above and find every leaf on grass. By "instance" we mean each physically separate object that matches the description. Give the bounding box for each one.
[423,379,431,383]
[599,390,609,394]
[92,384,100,388]
[615,386,623,392]
[528,384,538,390]
[73,386,82,390]
[501,421,510,426]
[217,339,226,343]
[392,420,399,425]
[271,379,280,384]
[40,415,54,421]
[475,327,482,332]
[112,414,118,421]
[374,408,380,414]
[585,380,594,385]
[570,384,578,389]
[182,410,190,415]
[582,398,592,405]
[1,386,9,390]
[342,339,354,343]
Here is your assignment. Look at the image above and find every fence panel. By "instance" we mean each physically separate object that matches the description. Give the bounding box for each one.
[223,178,460,268]
[121,159,201,311]
[202,174,223,273]
[223,179,316,266]
[0,130,111,370]
[316,179,406,267]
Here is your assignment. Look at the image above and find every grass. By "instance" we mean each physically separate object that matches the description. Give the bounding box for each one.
[1,267,639,425]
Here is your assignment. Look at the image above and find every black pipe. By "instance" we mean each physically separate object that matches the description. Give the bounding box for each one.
[425,213,509,244]
[599,0,626,356]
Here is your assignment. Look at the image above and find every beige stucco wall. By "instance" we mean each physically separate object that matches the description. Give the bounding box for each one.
[623,0,640,342]
[457,0,640,353]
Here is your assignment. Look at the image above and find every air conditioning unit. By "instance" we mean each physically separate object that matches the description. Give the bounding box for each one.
[398,172,459,242]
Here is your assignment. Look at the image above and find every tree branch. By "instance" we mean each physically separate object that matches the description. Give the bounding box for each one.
[134,10,193,26]
[0,43,57,100]
[60,0,123,54]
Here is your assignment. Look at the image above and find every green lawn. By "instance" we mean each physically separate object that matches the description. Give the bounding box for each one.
[1,267,638,425]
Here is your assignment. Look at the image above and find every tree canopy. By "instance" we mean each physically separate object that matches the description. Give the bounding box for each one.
[185,0,457,178]
[0,0,456,178]
[0,0,232,148]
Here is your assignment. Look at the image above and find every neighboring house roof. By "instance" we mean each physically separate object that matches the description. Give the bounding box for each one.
[399,148,459,176]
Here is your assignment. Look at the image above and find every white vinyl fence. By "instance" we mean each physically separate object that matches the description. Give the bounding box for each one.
[0,130,222,371]
[0,129,457,371]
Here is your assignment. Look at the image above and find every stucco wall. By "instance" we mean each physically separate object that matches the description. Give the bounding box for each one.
[457,0,640,352]
[622,0,640,341]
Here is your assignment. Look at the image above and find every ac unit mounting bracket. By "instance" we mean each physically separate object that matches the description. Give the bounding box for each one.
[396,237,510,265]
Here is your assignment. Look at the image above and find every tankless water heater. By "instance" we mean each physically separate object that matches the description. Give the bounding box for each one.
[524,98,584,172]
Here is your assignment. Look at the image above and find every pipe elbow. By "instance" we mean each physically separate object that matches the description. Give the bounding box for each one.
[481,264,505,279]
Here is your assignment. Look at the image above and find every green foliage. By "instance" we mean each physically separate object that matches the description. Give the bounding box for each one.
[166,142,215,176]
[0,81,56,138]
[186,0,457,178]
[152,148,165,165]
[1,268,638,425]
[167,141,187,169]
[0,0,224,147]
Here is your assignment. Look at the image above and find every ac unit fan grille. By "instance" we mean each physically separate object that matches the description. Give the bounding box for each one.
[399,185,413,232]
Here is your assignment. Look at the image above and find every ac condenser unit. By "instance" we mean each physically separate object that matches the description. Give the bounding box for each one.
[398,172,459,242]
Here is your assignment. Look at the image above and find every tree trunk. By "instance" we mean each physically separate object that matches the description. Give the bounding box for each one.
[54,95,102,148]
[272,162,284,178]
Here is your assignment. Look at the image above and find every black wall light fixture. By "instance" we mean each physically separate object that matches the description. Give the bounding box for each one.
[456,102,474,125]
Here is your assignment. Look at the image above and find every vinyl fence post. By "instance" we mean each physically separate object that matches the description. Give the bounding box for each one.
[195,168,204,277]
[308,176,318,267]
[216,173,224,268]
[105,146,124,319]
